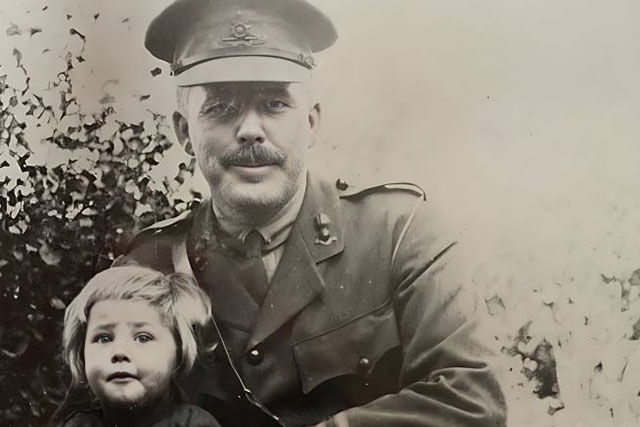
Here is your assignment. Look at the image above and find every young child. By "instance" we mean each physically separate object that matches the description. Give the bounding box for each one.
[53,265,221,427]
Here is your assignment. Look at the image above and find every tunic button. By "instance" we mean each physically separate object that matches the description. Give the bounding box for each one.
[247,348,264,365]
[335,178,349,191]
[193,256,205,271]
[357,357,371,373]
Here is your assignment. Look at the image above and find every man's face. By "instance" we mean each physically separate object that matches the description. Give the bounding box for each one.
[174,82,319,220]
[83,299,177,409]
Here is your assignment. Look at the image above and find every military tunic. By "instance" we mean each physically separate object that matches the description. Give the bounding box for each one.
[119,173,506,427]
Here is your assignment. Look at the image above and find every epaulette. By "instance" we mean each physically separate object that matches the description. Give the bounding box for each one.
[334,178,427,201]
[120,209,195,259]
[125,207,196,253]
[141,209,193,233]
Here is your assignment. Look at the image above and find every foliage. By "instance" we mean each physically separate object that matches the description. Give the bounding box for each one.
[477,247,640,426]
[0,20,196,427]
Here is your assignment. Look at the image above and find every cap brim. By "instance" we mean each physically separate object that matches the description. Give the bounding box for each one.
[175,56,312,86]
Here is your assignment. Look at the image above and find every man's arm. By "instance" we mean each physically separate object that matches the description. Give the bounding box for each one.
[317,202,507,427]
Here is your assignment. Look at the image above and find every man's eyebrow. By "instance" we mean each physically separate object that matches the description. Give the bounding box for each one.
[255,83,291,95]
[202,87,233,101]
[258,87,292,98]
[254,81,289,90]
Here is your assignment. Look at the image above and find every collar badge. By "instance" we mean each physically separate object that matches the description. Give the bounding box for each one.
[314,213,337,246]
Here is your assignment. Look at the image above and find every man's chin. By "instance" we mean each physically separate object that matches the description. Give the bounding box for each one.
[218,176,288,206]
[228,187,285,209]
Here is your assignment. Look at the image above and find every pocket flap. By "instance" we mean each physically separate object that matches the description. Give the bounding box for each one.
[293,303,401,394]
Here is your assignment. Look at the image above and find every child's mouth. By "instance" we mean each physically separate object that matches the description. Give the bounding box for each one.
[107,372,137,382]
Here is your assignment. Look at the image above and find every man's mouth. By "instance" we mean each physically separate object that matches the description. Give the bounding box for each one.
[229,160,277,168]
[230,164,279,172]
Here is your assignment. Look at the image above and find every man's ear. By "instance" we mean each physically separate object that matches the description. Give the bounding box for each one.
[172,111,194,156]
[308,103,321,147]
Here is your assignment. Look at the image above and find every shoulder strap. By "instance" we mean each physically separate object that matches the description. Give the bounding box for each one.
[140,209,193,232]
[123,209,194,257]
[335,178,426,201]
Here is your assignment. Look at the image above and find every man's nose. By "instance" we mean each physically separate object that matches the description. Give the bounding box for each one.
[236,110,266,144]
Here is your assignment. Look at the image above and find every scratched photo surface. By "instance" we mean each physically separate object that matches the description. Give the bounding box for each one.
[1,0,640,426]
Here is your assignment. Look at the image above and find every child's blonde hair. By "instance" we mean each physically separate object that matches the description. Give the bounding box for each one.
[63,265,212,385]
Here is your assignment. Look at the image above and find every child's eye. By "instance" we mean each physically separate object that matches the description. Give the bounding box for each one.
[93,335,112,344]
[135,334,154,343]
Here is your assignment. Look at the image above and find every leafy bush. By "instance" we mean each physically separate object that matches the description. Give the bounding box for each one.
[0,26,196,426]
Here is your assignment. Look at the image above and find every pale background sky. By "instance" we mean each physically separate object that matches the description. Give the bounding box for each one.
[2,1,640,425]
[2,0,639,223]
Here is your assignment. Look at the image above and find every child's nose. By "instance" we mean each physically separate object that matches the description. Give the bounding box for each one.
[111,346,131,363]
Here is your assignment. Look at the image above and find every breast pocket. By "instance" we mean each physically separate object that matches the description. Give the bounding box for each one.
[292,302,401,394]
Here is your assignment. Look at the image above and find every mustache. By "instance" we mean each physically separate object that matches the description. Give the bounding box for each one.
[219,144,286,167]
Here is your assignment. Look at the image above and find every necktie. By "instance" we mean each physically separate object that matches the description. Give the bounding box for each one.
[236,229,270,304]
[189,206,271,310]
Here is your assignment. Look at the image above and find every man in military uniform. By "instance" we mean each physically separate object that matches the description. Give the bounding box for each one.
[81,0,507,426]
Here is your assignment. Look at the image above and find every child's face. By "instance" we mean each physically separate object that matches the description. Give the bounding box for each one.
[84,299,178,408]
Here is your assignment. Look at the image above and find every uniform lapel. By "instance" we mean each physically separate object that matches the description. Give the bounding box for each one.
[246,175,345,350]
[199,251,261,332]
[188,201,260,332]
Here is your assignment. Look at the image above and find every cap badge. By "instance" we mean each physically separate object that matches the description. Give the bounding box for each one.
[219,21,266,47]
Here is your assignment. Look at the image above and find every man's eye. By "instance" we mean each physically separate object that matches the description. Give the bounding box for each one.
[94,335,111,344]
[135,334,154,343]
[201,103,237,117]
[265,99,288,111]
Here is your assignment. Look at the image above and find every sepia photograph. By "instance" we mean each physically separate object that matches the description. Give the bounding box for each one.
[1,0,639,426]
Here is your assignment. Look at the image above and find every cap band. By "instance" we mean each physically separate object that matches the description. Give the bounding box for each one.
[173,46,315,74]
[175,56,313,86]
